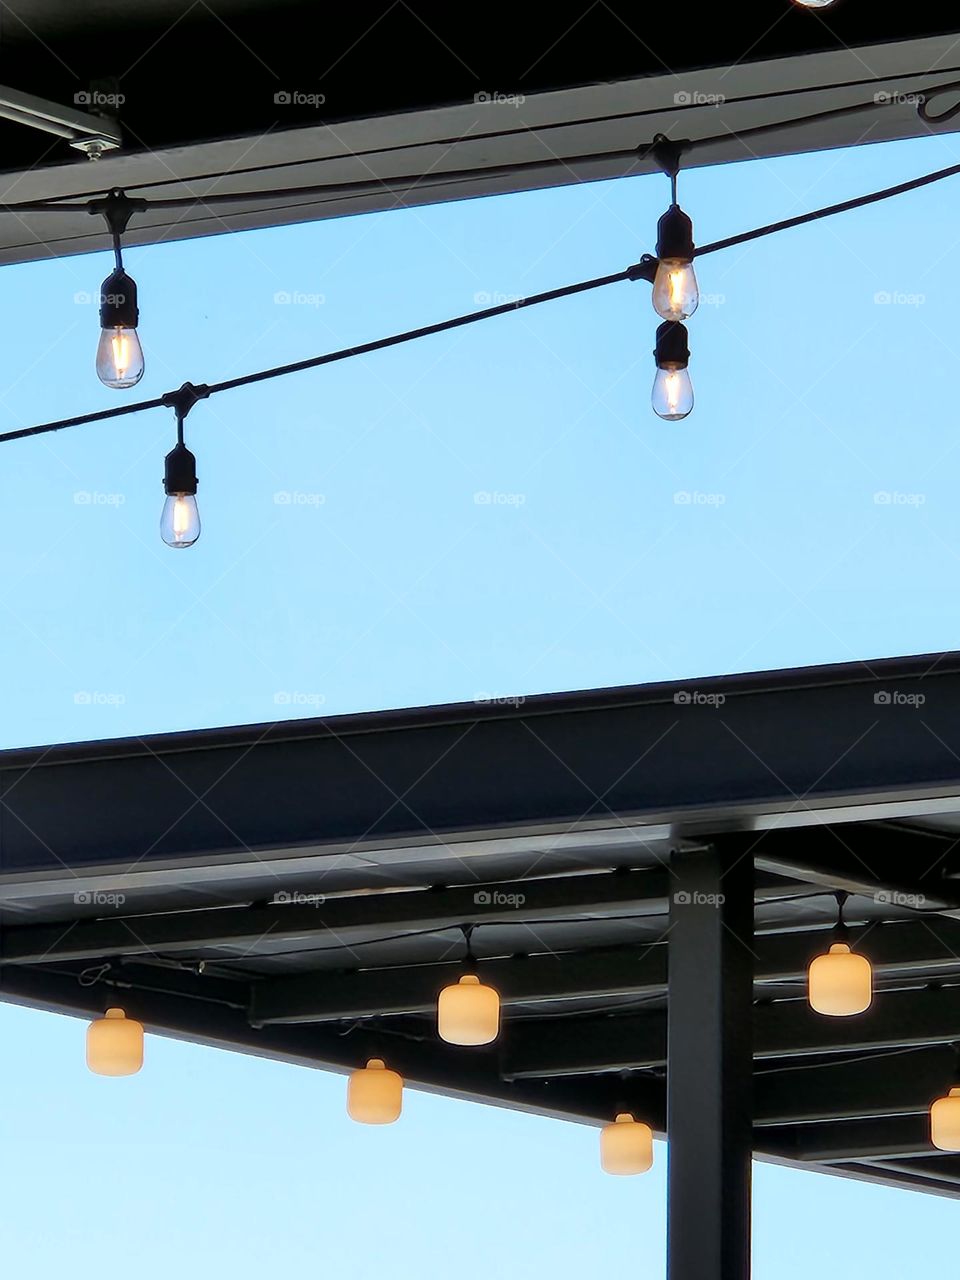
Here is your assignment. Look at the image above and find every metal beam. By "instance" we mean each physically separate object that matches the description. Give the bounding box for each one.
[751,825,960,911]
[755,1045,954,1125]
[0,867,812,967]
[667,847,754,1280]
[783,1116,934,1162]
[0,868,672,965]
[502,986,960,1078]
[4,652,960,879]
[250,918,960,1026]
[249,944,668,1027]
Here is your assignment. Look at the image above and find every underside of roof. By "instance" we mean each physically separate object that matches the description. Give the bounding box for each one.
[0,3,957,262]
[3,651,960,1197]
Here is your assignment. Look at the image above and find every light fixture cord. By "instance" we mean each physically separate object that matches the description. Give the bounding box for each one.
[461,922,477,971]
[6,153,960,448]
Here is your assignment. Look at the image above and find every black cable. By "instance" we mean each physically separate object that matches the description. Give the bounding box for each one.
[695,158,960,258]
[5,73,960,221]
[0,264,646,445]
[4,149,960,448]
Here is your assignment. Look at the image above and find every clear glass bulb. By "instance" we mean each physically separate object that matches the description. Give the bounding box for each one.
[652,365,693,420]
[653,259,699,321]
[96,325,144,388]
[161,493,201,548]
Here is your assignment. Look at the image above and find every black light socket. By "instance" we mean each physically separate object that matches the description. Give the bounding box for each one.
[164,443,198,496]
[656,205,695,261]
[100,267,139,329]
[654,321,690,369]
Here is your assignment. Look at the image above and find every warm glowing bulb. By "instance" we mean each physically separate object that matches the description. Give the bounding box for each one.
[96,325,144,388]
[807,942,872,1016]
[792,0,836,7]
[161,494,201,548]
[653,259,699,321]
[652,365,694,420]
[600,1113,653,1175]
[86,1007,144,1076]
[437,973,500,1045]
[931,1086,960,1151]
[347,1058,403,1124]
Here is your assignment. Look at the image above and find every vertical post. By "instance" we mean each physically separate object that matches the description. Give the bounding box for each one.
[667,844,754,1280]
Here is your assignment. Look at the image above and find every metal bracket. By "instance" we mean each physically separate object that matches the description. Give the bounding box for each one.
[0,83,122,155]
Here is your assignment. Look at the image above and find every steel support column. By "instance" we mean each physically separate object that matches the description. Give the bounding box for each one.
[667,845,754,1280]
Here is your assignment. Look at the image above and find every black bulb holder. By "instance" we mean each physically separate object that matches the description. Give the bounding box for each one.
[654,321,690,370]
[656,204,696,262]
[164,442,198,497]
[161,382,208,497]
[99,266,138,330]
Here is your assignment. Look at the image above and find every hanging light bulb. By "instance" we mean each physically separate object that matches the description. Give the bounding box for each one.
[807,892,872,1016]
[600,1113,654,1175]
[86,1007,144,1076]
[652,321,693,420]
[792,1,836,7]
[347,1058,403,1124]
[96,272,144,389]
[161,392,201,548]
[653,205,699,322]
[93,191,146,389]
[930,1045,960,1151]
[931,1087,960,1151]
[438,973,500,1045]
[437,925,500,1045]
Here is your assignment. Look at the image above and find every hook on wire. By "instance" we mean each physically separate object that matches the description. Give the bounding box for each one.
[917,77,960,124]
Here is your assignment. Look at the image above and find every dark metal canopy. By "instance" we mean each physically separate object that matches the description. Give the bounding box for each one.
[4,651,960,1199]
[0,3,958,262]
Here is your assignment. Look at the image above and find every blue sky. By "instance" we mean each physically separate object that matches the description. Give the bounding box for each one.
[1,129,959,1273]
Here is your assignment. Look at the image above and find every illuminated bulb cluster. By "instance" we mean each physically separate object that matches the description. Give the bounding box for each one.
[87,884,954,1167]
[651,204,698,421]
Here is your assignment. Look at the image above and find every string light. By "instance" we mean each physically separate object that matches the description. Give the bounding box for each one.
[0,119,954,516]
[92,191,146,389]
[438,925,500,1046]
[930,1045,960,1152]
[86,1007,144,1075]
[160,384,207,549]
[807,891,873,1017]
[652,321,693,420]
[347,1058,403,1124]
[653,204,699,322]
[600,1113,654,1175]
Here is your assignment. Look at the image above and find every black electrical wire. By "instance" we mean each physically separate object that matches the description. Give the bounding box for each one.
[7,73,960,217]
[4,148,960,448]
